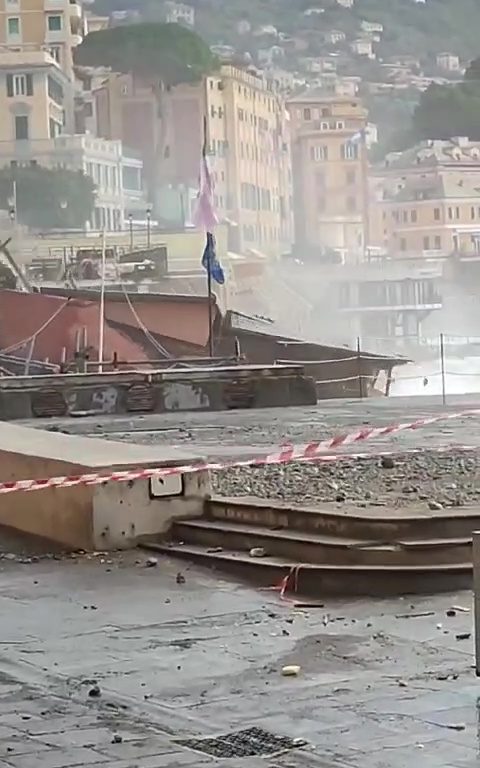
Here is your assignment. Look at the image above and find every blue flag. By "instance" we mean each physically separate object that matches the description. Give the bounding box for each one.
[202,232,225,285]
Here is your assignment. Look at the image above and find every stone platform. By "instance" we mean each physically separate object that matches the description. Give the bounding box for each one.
[0,422,209,550]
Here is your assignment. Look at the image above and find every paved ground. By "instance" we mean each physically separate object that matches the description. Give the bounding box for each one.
[0,550,479,768]
[27,395,480,463]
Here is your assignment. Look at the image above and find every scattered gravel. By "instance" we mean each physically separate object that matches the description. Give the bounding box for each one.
[211,450,480,509]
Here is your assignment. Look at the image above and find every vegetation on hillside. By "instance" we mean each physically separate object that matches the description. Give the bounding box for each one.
[0,167,95,230]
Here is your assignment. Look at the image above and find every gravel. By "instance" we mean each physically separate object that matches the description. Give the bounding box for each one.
[211,450,480,509]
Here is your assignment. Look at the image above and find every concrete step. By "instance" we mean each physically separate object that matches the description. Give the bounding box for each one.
[172,518,472,567]
[207,497,480,541]
[140,540,472,597]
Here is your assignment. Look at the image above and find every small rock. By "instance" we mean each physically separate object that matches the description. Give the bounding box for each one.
[88,685,101,698]
[145,557,158,568]
[249,547,266,558]
[176,572,186,584]
[206,547,223,554]
[446,609,456,617]
[436,623,443,630]
[281,665,301,677]
[282,629,290,636]
[112,735,122,744]
[380,456,395,469]
[455,632,471,641]
[428,501,444,511]
[398,680,408,688]
[335,493,346,503]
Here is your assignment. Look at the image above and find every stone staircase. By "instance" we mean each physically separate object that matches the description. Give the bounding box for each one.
[140,497,479,596]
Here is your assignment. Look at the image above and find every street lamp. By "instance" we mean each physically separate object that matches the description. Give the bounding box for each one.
[128,213,133,252]
[146,206,152,248]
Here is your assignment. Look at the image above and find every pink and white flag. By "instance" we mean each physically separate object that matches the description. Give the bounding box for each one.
[193,153,218,232]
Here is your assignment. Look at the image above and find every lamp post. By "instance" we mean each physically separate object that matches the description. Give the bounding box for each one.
[7,180,17,225]
[146,206,152,248]
[128,213,133,252]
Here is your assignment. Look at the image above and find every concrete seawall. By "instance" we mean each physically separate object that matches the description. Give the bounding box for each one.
[0,423,209,550]
[0,365,317,420]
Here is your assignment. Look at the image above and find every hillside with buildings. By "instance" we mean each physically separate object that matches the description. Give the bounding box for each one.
[2,0,480,354]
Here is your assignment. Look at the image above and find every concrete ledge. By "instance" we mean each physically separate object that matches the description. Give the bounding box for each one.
[0,365,317,420]
[0,423,209,551]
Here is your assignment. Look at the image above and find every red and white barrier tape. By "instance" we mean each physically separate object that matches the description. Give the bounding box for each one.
[0,408,479,495]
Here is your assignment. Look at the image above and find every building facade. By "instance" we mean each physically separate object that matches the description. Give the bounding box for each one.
[288,89,369,261]
[373,138,480,257]
[0,0,85,82]
[94,65,293,257]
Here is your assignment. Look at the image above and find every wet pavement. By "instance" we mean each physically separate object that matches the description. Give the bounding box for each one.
[0,550,480,767]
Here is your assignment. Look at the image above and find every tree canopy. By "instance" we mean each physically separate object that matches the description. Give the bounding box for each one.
[0,166,95,230]
[74,22,217,86]
[410,58,480,143]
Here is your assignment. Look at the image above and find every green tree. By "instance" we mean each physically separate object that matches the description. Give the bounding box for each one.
[0,166,95,230]
[75,23,217,206]
[411,79,480,142]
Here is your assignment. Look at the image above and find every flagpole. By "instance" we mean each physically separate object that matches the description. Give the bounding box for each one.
[202,114,215,358]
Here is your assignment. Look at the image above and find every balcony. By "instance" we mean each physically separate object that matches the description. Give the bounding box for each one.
[69,0,82,18]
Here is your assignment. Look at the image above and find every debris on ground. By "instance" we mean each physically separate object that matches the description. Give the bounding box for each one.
[249,547,266,558]
[88,684,101,698]
[455,632,471,641]
[176,572,186,584]
[281,665,301,677]
[145,557,158,568]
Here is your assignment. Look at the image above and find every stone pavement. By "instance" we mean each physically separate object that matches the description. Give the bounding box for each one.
[0,548,479,767]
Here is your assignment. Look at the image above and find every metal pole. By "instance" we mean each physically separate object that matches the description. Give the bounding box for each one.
[356,336,363,399]
[147,210,151,248]
[440,332,446,406]
[98,228,106,373]
[129,215,133,252]
[474,531,480,676]
[207,267,214,358]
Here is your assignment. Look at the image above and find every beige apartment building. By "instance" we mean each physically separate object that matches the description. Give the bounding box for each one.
[288,89,369,261]
[374,138,480,256]
[94,65,293,257]
[0,0,84,81]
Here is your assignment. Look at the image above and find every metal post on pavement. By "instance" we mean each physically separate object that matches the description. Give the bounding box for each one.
[356,336,363,399]
[440,333,446,406]
[474,531,480,675]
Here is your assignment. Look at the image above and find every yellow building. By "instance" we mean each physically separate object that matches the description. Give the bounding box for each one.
[206,65,293,257]
[287,89,369,262]
[375,138,480,257]
[0,0,85,82]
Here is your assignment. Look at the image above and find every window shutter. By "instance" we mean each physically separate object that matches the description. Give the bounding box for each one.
[6,75,13,97]
[26,74,33,96]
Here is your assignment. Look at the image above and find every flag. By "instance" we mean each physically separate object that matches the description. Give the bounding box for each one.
[193,151,218,231]
[202,232,225,285]
[349,129,366,145]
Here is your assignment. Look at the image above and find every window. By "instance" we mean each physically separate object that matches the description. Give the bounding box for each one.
[321,107,330,117]
[47,15,62,31]
[48,76,63,104]
[320,121,329,130]
[456,206,460,219]
[347,196,357,212]
[434,207,440,221]
[342,142,358,160]
[336,121,345,130]
[310,145,328,161]
[423,236,430,250]
[237,108,244,121]
[411,209,417,223]
[49,46,61,63]
[448,206,453,220]
[303,108,311,121]
[472,206,476,220]
[7,74,33,97]
[7,17,20,36]
[15,115,29,140]
[434,235,441,249]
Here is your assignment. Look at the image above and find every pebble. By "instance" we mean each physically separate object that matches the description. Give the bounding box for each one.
[176,572,186,584]
[281,665,301,676]
[249,547,266,558]
[145,557,158,568]
[88,685,101,698]
[211,452,480,508]
[112,735,122,744]
[428,501,444,511]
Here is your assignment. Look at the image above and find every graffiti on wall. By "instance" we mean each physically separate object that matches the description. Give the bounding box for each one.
[65,386,118,415]
[163,382,210,412]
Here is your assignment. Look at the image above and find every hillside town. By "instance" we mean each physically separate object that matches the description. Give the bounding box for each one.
[0,0,479,375]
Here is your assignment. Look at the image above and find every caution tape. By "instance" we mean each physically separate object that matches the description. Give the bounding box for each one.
[0,409,479,495]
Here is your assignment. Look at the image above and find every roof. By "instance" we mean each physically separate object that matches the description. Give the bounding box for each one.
[288,87,364,104]
[383,138,480,170]
[0,291,148,365]
[386,172,480,203]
